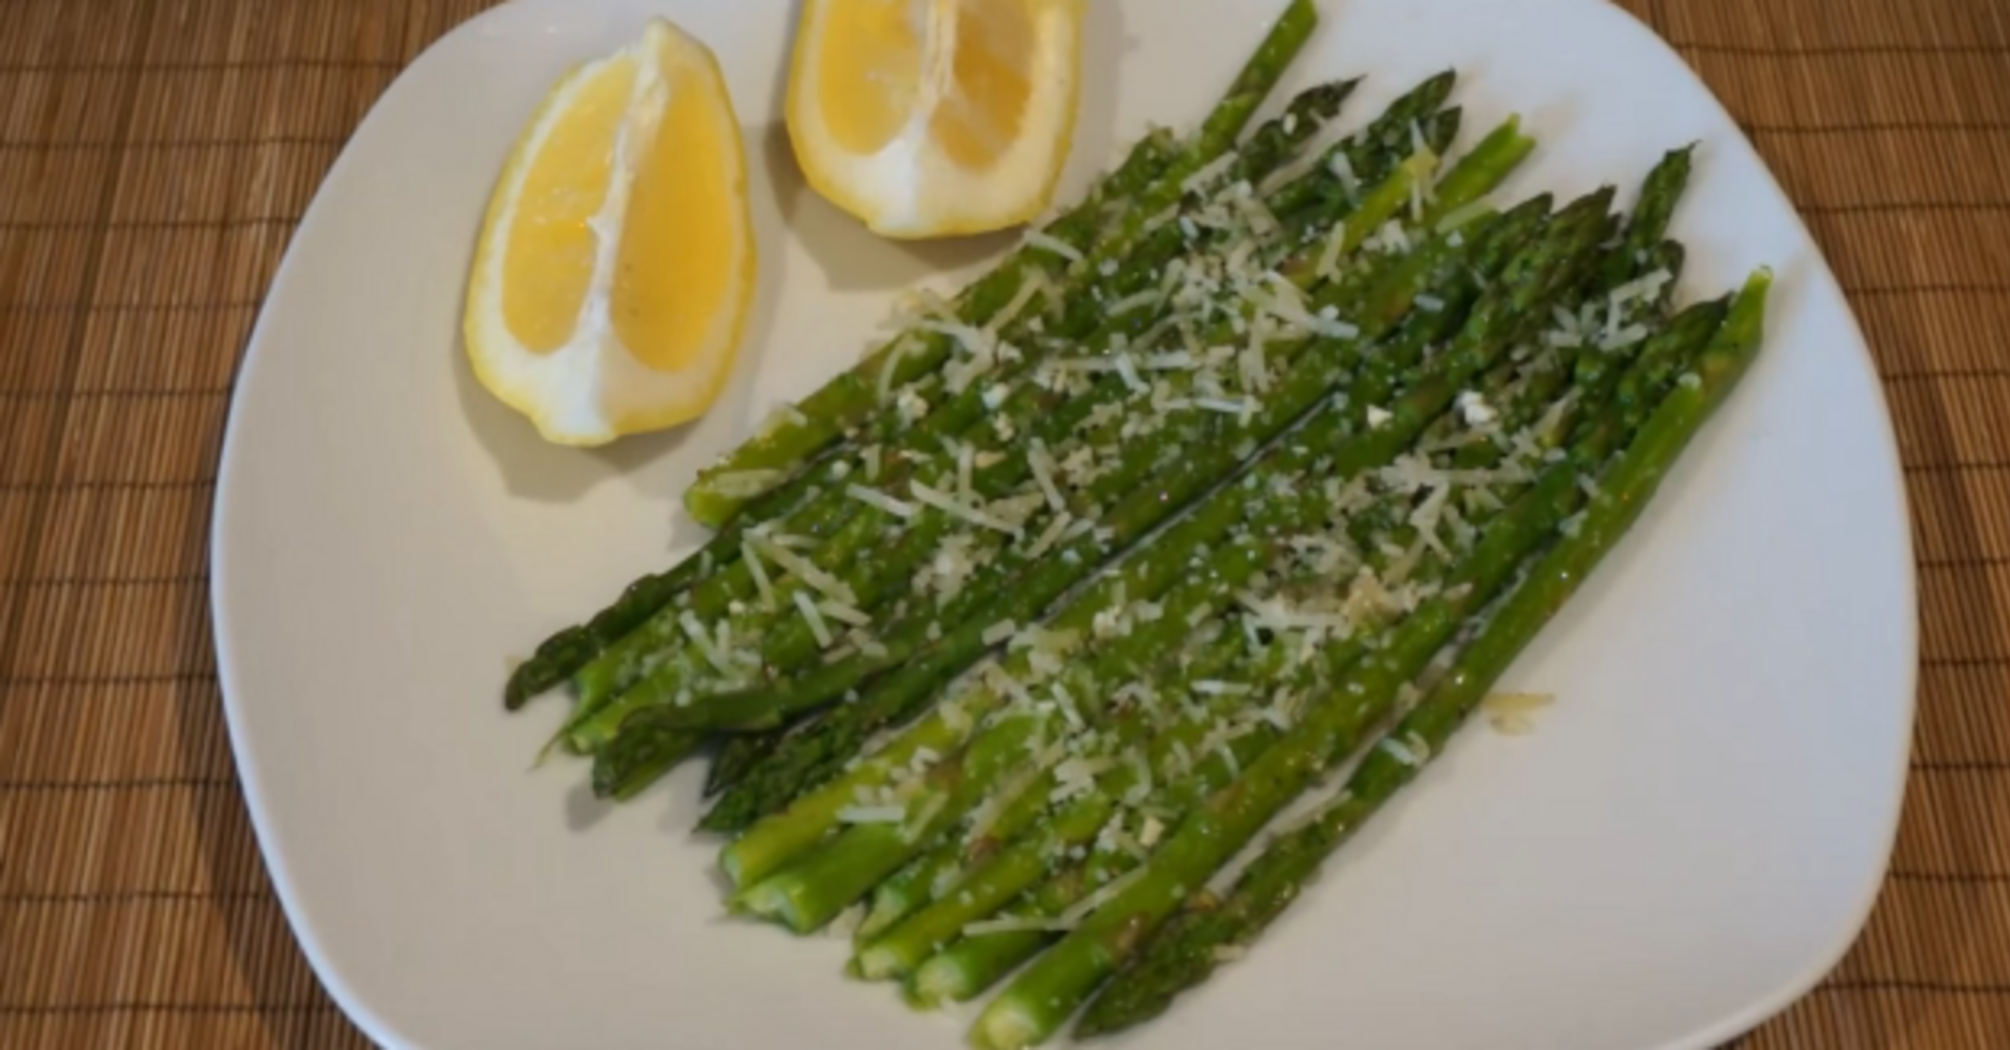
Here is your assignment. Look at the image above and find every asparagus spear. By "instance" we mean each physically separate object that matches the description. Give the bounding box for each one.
[717,245,1476,901]
[894,286,1680,1003]
[590,715,703,802]
[504,3,1325,710]
[724,189,1594,909]
[951,179,1690,1030]
[964,188,1619,1049]
[696,89,1473,808]
[558,80,1369,758]
[854,669,1278,981]
[563,79,1370,748]
[703,218,1511,881]
[588,150,1430,747]
[852,626,1260,946]
[680,0,1325,529]
[499,128,1182,713]
[1074,271,1768,1038]
[729,369,1409,929]
[711,184,1564,887]
[892,255,1702,1002]
[715,90,1447,682]
[594,121,1470,806]
[851,193,1568,947]
[693,121,1537,829]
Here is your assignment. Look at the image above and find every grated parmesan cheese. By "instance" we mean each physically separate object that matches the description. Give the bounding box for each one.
[846,483,917,519]
[1114,351,1146,394]
[1026,511,1074,558]
[986,269,1048,337]
[679,610,736,677]
[838,804,907,824]
[1022,228,1084,264]
[911,480,1023,537]
[1027,438,1066,512]
[742,539,777,610]
[792,590,833,649]
[1051,684,1086,730]
[1058,864,1152,926]
[1457,390,1499,427]
[1107,288,1163,317]
[877,338,915,403]
[819,598,871,628]
[1328,150,1362,205]
[1181,152,1240,197]
[1379,736,1420,766]
[753,537,858,606]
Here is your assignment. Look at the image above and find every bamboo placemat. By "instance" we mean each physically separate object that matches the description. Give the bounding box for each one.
[2,0,2005,1046]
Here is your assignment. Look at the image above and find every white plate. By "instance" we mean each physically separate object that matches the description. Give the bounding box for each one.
[211,0,1917,1047]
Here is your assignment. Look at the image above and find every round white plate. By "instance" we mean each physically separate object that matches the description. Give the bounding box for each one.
[211,0,1917,1047]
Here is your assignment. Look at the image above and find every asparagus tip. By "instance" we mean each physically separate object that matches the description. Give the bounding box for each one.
[696,804,749,835]
[1072,1010,1117,1041]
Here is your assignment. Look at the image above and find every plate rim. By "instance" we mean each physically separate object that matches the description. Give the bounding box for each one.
[207,0,1921,1046]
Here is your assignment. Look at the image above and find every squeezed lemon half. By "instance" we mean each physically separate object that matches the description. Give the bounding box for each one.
[464,18,757,447]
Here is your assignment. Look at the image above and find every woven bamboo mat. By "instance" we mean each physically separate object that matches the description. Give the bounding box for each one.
[1,0,2005,1046]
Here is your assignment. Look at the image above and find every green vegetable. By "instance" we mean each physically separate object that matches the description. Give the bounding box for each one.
[694,89,1470,811]
[716,184,1563,898]
[965,188,1618,1049]
[679,0,1326,529]
[1074,270,1768,1038]
[902,255,1697,1009]
[562,77,1367,755]
[697,117,1535,832]
[504,0,1328,710]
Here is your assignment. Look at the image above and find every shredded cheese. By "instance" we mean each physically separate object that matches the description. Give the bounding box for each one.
[1058,863,1152,926]
[911,480,1023,537]
[845,484,917,520]
[838,805,907,824]
[751,536,857,606]
[792,590,833,649]
[1022,229,1084,265]
[1028,439,1066,512]
[742,539,777,610]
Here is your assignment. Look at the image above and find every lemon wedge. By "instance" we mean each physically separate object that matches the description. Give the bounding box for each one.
[786,0,1088,239]
[464,18,757,447]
